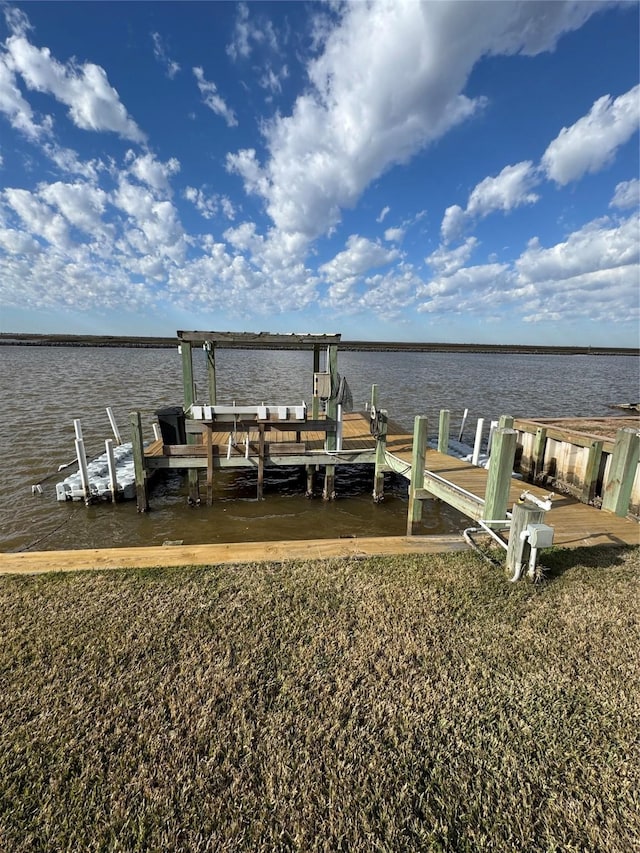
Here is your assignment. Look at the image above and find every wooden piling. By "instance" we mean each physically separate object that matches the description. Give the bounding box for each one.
[325,344,339,451]
[323,465,336,501]
[257,423,265,500]
[407,416,428,535]
[483,427,517,526]
[305,465,315,498]
[205,342,217,405]
[582,440,603,504]
[506,501,545,579]
[601,428,640,516]
[438,409,450,455]
[533,426,547,481]
[205,424,214,506]
[373,408,388,502]
[130,411,149,512]
[312,345,321,419]
[181,340,195,410]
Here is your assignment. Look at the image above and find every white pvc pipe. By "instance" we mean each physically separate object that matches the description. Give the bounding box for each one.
[457,408,469,442]
[73,419,83,441]
[152,423,161,441]
[105,438,118,504]
[336,404,343,452]
[472,418,484,466]
[75,438,90,502]
[106,407,123,445]
[487,420,499,455]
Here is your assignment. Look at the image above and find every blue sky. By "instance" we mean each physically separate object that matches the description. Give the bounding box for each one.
[0,1,638,345]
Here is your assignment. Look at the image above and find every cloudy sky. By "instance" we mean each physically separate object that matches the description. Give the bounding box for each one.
[0,1,638,344]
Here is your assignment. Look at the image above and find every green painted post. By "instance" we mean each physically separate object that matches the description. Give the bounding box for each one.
[582,440,603,504]
[407,416,428,535]
[499,414,514,429]
[601,428,640,516]
[130,411,149,512]
[205,342,217,405]
[438,409,450,455]
[483,428,517,526]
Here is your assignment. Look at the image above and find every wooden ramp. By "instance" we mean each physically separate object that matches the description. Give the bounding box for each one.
[0,535,466,576]
[386,447,639,549]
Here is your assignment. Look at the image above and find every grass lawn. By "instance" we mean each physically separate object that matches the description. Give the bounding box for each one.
[0,546,638,852]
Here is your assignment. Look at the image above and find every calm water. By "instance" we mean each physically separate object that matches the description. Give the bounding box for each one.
[1,346,638,553]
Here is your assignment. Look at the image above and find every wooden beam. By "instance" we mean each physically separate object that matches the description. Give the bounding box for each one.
[325,344,338,451]
[407,416,428,535]
[181,340,195,410]
[177,331,341,347]
[205,424,213,506]
[373,408,388,502]
[438,409,450,455]
[130,411,149,512]
[601,428,640,516]
[205,342,217,405]
[533,426,547,481]
[582,440,603,504]
[484,428,517,526]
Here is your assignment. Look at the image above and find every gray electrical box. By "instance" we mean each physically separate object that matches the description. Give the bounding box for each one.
[313,372,331,398]
[526,523,554,549]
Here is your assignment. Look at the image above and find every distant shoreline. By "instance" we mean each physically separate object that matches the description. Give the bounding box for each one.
[0,332,637,357]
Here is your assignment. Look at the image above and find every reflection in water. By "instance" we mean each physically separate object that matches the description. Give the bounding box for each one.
[1,346,637,552]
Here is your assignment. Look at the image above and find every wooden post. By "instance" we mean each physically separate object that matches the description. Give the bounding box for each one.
[407,416,428,535]
[499,414,514,429]
[181,340,195,411]
[438,409,450,455]
[601,428,640,516]
[582,440,603,504]
[305,465,315,498]
[373,409,388,502]
[130,411,149,512]
[533,427,547,482]
[257,423,265,500]
[205,342,217,405]
[506,501,545,580]
[205,424,213,506]
[483,428,517,527]
[312,345,321,419]
[323,465,336,501]
[325,344,338,451]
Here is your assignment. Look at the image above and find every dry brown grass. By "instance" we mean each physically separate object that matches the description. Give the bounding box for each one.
[0,546,638,852]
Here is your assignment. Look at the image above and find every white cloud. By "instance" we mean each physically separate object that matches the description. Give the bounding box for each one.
[376,205,390,223]
[228,0,607,247]
[610,178,640,210]
[542,85,640,186]
[4,187,70,248]
[126,151,180,193]
[5,34,145,142]
[226,2,279,62]
[193,66,238,128]
[441,161,540,242]
[259,64,288,96]
[0,53,51,139]
[515,215,639,286]
[184,187,236,221]
[384,227,405,243]
[427,237,479,276]
[151,32,180,79]
[39,181,109,236]
[418,263,512,314]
